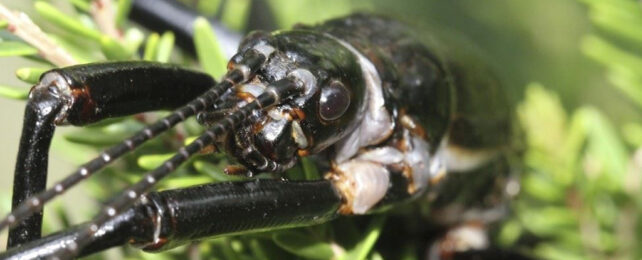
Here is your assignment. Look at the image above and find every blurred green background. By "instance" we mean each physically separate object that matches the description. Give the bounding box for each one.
[0,0,641,259]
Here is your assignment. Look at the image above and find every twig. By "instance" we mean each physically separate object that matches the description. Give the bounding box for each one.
[0,4,77,66]
[90,0,122,41]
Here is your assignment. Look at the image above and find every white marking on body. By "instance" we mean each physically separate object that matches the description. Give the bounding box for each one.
[356,147,404,165]
[106,207,116,216]
[152,199,163,243]
[291,121,308,149]
[239,83,266,98]
[335,160,390,214]
[177,111,186,120]
[101,153,111,162]
[404,135,435,192]
[232,64,251,81]
[253,44,276,60]
[288,69,317,106]
[446,224,488,251]
[197,97,207,107]
[442,145,497,173]
[125,139,134,149]
[144,128,153,138]
[329,36,394,163]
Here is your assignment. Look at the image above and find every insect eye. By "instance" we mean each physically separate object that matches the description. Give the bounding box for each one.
[319,81,350,121]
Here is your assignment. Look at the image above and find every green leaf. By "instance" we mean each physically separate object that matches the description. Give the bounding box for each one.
[193,17,227,78]
[301,157,321,180]
[0,85,29,100]
[534,244,585,260]
[138,153,174,170]
[193,161,246,182]
[340,214,386,260]
[573,107,628,192]
[272,230,334,260]
[497,220,523,247]
[221,0,251,31]
[46,34,95,64]
[68,0,92,12]
[522,173,566,202]
[585,0,642,45]
[0,20,8,30]
[123,28,145,54]
[100,35,132,60]
[160,176,212,189]
[581,35,642,106]
[16,67,49,84]
[156,31,174,62]
[34,1,103,42]
[115,0,133,28]
[518,83,568,157]
[143,33,160,61]
[622,123,642,147]
[197,0,222,16]
[64,120,142,145]
[248,239,269,260]
[0,41,38,57]
[519,206,577,237]
[54,203,72,228]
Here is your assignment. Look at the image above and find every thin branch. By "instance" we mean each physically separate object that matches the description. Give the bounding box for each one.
[90,0,122,41]
[0,4,77,67]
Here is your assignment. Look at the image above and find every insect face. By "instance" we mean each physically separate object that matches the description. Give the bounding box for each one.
[209,30,367,173]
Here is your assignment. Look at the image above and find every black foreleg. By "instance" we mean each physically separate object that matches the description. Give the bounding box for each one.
[8,61,215,248]
[0,179,342,259]
[8,86,64,247]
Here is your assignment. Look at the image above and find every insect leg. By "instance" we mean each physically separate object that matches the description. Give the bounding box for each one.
[3,54,266,245]
[0,178,341,259]
[8,84,65,248]
[59,76,301,259]
[7,61,215,247]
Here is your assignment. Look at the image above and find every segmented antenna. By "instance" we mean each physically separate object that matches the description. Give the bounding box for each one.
[59,77,300,259]
[0,49,269,233]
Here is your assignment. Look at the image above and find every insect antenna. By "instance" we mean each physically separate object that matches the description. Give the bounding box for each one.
[0,49,271,234]
[58,77,302,259]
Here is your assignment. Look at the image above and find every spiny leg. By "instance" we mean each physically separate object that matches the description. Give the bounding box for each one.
[2,50,268,245]
[3,151,423,259]
[7,61,215,247]
[59,76,301,259]
[0,179,342,259]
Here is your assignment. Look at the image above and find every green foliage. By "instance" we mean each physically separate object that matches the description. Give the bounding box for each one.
[511,84,635,259]
[15,67,50,84]
[0,41,38,57]
[0,84,29,100]
[493,1,642,259]
[272,230,335,259]
[193,17,227,78]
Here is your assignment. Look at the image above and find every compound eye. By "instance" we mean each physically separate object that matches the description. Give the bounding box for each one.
[319,81,350,121]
